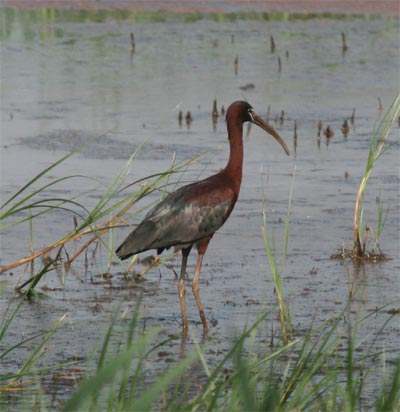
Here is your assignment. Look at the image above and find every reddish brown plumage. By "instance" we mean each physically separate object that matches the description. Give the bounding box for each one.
[116,100,289,333]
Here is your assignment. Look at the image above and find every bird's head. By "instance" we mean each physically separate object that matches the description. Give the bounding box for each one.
[226,100,290,156]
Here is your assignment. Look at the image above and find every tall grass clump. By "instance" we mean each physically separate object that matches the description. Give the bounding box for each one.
[62,302,196,412]
[261,168,296,345]
[0,139,207,295]
[59,305,400,411]
[352,93,400,260]
[2,301,398,411]
[191,309,399,411]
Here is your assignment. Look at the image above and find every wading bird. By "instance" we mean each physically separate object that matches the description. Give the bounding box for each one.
[116,101,290,333]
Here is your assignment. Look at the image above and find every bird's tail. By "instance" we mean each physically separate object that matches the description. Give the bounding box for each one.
[115,220,155,260]
[115,242,134,260]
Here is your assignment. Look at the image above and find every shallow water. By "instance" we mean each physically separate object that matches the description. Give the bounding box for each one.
[0,8,399,409]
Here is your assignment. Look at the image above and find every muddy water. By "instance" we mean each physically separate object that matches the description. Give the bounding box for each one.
[0,9,399,408]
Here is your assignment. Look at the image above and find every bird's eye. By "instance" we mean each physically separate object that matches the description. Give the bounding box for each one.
[248,109,254,121]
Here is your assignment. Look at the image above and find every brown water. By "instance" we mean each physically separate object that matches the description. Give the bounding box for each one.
[0,8,399,409]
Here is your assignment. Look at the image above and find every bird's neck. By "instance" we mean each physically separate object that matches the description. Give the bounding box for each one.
[223,121,244,192]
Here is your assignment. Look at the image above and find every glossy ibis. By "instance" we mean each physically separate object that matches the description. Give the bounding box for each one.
[116,101,290,333]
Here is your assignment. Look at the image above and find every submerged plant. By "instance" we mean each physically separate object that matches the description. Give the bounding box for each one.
[352,93,400,260]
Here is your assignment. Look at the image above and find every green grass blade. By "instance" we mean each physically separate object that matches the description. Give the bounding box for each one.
[132,353,196,412]
[375,358,400,412]
[1,151,84,213]
[13,313,67,382]
[62,328,159,412]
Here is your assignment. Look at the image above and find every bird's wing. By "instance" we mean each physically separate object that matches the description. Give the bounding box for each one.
[116,179,235,258]
[146,181,235,246]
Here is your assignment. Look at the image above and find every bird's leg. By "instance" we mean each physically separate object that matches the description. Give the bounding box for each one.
[192,238,211,334]
[192,254,208,333]
[179,246,191,332]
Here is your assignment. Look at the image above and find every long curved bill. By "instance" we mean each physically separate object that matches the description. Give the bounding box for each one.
[251,110,290,156]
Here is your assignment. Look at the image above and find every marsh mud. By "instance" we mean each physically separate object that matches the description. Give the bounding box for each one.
[0,5,399,409]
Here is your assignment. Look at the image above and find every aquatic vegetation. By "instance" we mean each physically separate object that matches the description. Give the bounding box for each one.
[261,168,296,345]
[351,93,400,260]
[1,298,398,411]
[0,301,69,396]
[0,7,376,37]
[0,140,207,296]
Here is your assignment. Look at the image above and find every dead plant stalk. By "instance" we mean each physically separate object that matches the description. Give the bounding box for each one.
[0,217,121,275]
